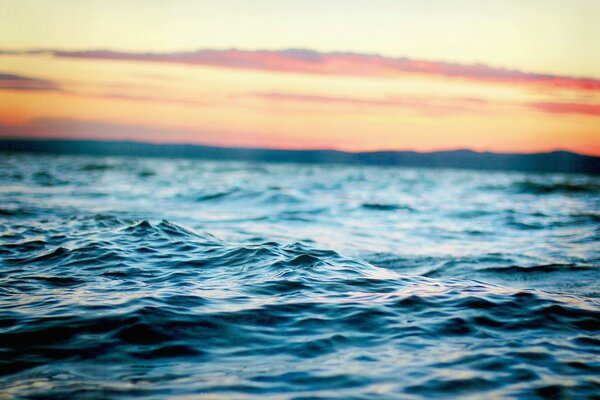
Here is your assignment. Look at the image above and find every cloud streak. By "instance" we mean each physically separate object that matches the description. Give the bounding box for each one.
[253,92,492,116]
[254,91,600,118]
[529,102,600,117]
[2,68,598,119]
[7,48,600,92]
[0,73,62,92]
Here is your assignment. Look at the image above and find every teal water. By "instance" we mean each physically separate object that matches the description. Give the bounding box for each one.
[1,153,599,399]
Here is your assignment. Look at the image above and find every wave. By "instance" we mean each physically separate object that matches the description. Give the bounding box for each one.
[1,154,599,398]
[31,171,68,186]
[186,187,305,206]
[0,207,32,217]
[481,263,595,274]
[80,163,118,172]
[1,217,598,398]
[512,180,600,195]
[361,203,414,211]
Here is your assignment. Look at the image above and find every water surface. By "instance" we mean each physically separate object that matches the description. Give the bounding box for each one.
[1,153,599,398]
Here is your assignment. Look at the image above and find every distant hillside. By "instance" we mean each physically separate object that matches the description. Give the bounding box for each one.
[1,138,599,174]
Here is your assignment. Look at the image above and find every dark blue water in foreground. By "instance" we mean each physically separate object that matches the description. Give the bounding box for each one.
[1,153,599,399]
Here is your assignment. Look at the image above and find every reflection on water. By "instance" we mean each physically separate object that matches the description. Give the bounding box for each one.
[0,153,599,398]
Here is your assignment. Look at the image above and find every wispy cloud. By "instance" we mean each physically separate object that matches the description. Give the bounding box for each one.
[529,102,600,116]
[92,92,211,107]
[253,92,492,116]
[0,118,197,141]
[6,48,600,92]
[2,66,597,119]
[253,91,600,119]
[0,72,62,91]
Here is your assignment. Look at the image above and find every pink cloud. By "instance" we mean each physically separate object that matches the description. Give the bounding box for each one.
[529,102,600,116]
[10,48,597,92]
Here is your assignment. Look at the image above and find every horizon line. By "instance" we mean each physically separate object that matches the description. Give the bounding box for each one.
[1,136,597,159]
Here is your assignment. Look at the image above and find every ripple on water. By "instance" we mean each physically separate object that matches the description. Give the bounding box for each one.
[0,217,599,398]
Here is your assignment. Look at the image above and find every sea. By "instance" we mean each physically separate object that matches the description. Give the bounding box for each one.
[0,152,599,399]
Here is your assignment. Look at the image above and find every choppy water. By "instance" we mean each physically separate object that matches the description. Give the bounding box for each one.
[1,153,599,399]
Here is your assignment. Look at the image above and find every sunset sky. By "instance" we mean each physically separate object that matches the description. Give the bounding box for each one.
[1,0,599,154]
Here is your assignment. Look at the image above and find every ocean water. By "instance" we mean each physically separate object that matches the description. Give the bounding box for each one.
[0,153,599,399]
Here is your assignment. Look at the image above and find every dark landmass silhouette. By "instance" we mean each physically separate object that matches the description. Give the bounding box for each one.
[1,138,599,174]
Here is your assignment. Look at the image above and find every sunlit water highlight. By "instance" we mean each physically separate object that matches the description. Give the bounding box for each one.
[0,153,599,399]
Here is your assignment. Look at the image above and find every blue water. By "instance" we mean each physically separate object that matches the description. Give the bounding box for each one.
[1,153,599,399]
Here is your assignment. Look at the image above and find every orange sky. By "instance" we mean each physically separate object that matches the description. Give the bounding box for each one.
[1,1,599,155]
